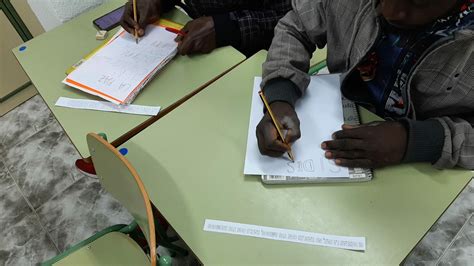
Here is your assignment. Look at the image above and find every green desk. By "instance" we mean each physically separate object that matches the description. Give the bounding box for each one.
[13,0,245,157]
[125,51,472,264]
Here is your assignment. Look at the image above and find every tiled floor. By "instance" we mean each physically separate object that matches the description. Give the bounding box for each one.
[404,180,474,265]
[437,213,474,265]
[0,96,133,264]
[0,95,473,265]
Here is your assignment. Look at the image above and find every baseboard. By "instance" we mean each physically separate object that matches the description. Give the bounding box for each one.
[0,83,37,116]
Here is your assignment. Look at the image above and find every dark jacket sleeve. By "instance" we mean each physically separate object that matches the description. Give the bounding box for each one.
[161,0,179,13]
[221,2,292,55]
[399,119,445,164]
[180,0,292,55]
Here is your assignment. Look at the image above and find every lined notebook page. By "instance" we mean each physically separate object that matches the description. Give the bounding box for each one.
[64,25,177,104]
[244,75,349,178]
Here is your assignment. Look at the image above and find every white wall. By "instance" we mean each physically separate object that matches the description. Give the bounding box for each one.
[27,0,111,31]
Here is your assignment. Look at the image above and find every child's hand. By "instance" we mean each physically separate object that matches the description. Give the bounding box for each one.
[175,17,216,55]
[256,102,301,157]
[321,121,407,168]
[121,0,162,37]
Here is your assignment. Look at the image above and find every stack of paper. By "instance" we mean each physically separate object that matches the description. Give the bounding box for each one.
[63,25,178,104]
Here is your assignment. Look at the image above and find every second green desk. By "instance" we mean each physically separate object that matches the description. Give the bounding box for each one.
[13,0,245,157]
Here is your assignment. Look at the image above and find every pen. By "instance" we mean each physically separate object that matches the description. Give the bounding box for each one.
[133,0,139,44]
[165,27,186,36]
[258,90,295,162]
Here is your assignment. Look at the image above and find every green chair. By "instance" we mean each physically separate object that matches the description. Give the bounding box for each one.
[43,133,159,266]
[309,59,327,75]
[309,47,327,75]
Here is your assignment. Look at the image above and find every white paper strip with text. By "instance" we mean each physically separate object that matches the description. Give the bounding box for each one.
[204,219,365,251]
[56,97,160,116]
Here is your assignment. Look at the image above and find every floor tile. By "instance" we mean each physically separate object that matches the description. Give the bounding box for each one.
[0,213,58,266]
[0,95,54,153]
[3,122,78,209]
[404,179,474,265]
[36,176,133,252]
[437,214,474,266]
[0,162,34,234]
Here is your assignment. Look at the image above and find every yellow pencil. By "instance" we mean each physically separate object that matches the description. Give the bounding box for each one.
[258,91,295,162]
[133,0,139,44]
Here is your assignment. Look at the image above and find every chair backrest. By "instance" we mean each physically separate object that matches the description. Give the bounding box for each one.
[87,133,156,266]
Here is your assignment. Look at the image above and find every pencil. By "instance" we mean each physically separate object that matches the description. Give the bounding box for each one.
[133,0,139,44]
[258,91,295,162]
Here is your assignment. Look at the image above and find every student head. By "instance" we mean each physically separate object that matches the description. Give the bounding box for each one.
[379,0,459,29]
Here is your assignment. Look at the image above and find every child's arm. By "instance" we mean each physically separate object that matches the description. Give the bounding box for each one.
[256,0,329,159]
[175,0,292,55]
[429,116,474,169]
[212,1,292,55]
[261,0,328,107]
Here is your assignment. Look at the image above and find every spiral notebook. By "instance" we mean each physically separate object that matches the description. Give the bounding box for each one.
[244,74,373,184]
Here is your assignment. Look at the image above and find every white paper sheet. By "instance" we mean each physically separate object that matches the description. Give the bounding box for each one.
[63,25,177,104]
[204,219,366,251]
[55,97,161,116]
[244,75,349,178]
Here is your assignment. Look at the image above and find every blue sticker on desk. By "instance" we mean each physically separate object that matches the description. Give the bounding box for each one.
[19,46,27,52]
[119,148,128,156]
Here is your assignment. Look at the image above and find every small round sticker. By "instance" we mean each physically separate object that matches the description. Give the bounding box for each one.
[119,148,128,156]
[19,46,27,52]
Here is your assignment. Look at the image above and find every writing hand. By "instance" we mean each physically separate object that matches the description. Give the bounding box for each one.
[175,17,216,55]
[256,101,301,157]
[120,0,161,37]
